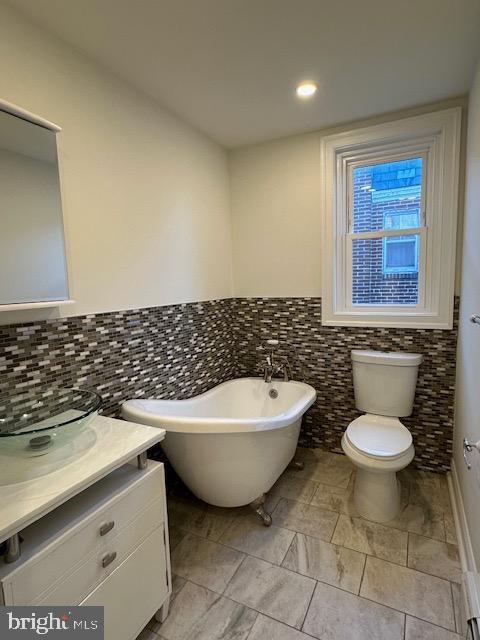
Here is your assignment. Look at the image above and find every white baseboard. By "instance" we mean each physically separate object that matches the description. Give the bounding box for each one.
[448,458,477,573]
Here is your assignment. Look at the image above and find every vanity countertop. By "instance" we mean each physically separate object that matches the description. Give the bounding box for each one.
[0,415,165,544]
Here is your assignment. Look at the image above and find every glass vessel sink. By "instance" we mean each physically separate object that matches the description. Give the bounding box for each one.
[0,388,102,457]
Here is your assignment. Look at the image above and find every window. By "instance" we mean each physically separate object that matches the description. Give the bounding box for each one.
[320,108,461,328]
[382,211,420,276]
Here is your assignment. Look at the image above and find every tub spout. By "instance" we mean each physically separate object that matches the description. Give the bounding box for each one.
[250,494,272,527]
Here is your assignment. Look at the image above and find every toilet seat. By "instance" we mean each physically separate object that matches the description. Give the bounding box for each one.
[345,414,412,460]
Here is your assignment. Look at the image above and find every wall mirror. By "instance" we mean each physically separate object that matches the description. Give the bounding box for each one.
[0,101,70,309]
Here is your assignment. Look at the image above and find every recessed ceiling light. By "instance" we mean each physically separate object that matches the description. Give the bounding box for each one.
[296,82,317,98]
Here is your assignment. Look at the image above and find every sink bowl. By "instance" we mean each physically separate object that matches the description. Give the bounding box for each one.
[0,388,102,457]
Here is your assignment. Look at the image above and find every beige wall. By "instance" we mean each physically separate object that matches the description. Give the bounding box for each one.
[454,62,480,568]
[230,99,466,298]
[0,3,233,325]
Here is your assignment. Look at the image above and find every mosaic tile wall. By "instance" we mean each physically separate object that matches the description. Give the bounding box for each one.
[231,297,459,472]
[0,300,235,419]
[0,296,458,471]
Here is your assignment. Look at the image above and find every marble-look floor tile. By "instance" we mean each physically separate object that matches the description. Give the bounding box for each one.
[360,556,455,631]
[136,629,158,640]
[289,456,352,489]
[386,502,446,541]
[282,533,366,594]
[155,580,258,640]
[168,499,235,541]
[303,581,405,640]
[405,616,463,640]
[247,614,313,640]
[171,533,245,593]
[406,472,452,514]
[219,517,295,565]
[168,526,187,551]
[294,447,321,463]
[408,533,461,583]
[149,575,187,633]
[206,494,280,519]
[224,555,315,629]
[332,515,408,565]
[269,474,319,504]
[400,468,447,486]
[272,498,338,540]
[445,513,458,544]
[294,448,344,465]
[309,480,359,517]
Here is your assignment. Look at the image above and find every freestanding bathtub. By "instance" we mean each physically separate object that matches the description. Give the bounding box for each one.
[122,377,316,510]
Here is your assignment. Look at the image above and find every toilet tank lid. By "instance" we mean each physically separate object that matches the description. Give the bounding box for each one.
[351,350,423,366]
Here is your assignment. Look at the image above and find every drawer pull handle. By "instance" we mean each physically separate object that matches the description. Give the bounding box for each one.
[102,552,117,568]
[99,521,115,536]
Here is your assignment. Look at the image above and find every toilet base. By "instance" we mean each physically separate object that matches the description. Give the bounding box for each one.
[353,468,401,523]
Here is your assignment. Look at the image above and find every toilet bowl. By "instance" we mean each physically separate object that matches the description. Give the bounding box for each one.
[342,350,422,523]
[342,414,415,522]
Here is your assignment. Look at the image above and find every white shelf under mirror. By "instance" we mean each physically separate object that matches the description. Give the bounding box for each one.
[0,299,75,312]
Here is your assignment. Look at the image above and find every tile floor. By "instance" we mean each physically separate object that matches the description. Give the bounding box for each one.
[138,448,466,640]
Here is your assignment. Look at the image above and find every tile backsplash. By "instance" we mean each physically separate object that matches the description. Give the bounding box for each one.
[232,297,459,473]
[0,300,234,418]
[0,296,458,472]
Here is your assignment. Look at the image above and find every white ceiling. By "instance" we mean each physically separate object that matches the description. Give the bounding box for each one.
[8,0,480,148]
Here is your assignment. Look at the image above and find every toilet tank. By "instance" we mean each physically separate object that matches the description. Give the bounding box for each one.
[351,350,423,417]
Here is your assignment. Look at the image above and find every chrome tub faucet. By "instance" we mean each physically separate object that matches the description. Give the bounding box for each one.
[257,340,292,382]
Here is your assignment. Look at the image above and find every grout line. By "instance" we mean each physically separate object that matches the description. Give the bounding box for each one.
[243,612,260,640]
[406,612,463,637]
[406,531,410,568]
[221,552,248,594]
[192,524,385,602]
[356,587,457,634]
[172,499,455,573]
[299,579,318,632]
[450,581,458,633]
[329,511,341,542]
[357,552,368,595]
[278,532,297,567]
[243,609,325,640]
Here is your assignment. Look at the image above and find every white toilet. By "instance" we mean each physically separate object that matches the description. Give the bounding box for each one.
[341,349,423,523]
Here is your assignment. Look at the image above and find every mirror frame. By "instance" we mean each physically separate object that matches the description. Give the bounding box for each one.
[0,98,73,311]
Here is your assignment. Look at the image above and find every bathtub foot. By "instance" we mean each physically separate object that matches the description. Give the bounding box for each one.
[250,495,272,527]
[289,459,305,470]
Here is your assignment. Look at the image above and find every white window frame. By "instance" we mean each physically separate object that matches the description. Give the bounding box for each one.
[320,108,461,329]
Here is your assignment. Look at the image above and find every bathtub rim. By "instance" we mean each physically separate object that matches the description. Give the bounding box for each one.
[121,377,317,434]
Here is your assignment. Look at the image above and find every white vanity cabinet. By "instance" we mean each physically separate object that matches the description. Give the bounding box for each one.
[0,461,172,640]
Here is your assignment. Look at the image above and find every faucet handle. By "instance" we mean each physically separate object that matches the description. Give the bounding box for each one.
[266,339,279,347]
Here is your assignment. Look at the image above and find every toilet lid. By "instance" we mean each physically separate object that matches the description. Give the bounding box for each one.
[346,414,412,459]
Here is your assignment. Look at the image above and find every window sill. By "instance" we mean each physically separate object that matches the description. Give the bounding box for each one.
[321,313,453,330]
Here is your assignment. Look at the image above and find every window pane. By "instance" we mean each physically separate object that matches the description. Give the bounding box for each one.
[352,158,422,233]
[352,236,419,305]
[383,236,418,274]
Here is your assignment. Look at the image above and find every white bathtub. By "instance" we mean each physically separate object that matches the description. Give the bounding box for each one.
[121,377,316,507]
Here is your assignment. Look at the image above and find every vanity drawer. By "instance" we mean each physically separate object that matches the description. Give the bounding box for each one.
[33,501,165,606]
[1,463,165,605]
[80,527,169,640]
